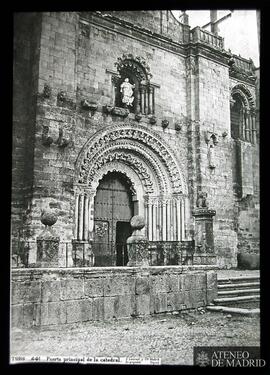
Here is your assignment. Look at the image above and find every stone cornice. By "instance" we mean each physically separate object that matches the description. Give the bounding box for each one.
[78,11,258,83]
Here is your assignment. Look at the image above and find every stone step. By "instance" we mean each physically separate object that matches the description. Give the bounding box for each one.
[206,305,260,316]
[218,282,260,289]
[213,295,260,305]
[218,288,260,297]
[218,276,260,285]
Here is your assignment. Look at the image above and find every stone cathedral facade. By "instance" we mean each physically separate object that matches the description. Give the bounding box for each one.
[13,11,259,269]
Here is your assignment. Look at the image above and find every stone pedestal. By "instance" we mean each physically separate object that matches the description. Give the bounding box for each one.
[192,208,216,265]
[72,240,95,267]
[36,226,60,267]
[127,215,149,267]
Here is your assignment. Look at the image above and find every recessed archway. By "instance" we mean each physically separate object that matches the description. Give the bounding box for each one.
[73,122,190,250]
[93,171,134,266]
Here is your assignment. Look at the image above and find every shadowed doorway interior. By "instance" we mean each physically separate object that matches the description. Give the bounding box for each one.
[93,172,134,266]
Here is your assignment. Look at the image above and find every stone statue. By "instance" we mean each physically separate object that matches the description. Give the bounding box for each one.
[208,144,216,169]
[196,191,208,208]
[120,78,135,107]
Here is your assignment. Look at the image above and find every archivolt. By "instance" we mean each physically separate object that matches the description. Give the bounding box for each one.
[75,123,187,195]
[231,83,255,110]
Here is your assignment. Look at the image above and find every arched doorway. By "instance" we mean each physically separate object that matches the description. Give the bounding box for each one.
[93,172,134,266]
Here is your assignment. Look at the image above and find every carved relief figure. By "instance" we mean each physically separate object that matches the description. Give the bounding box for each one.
[120,78,135,107]
[196,191,208,208]
[208,144,216,169]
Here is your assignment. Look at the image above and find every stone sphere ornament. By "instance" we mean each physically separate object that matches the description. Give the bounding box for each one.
[130,215,145,231]
[40,210,58,227]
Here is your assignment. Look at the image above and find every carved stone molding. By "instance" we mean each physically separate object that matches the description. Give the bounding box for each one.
[81,99,98,111]
[148,115,157,124]
[115,53,152,81]
[230,83,256,110]
[56,128,70,148]
[42,125,53,146]
[76,123,187,195]
[161,119,169,129]
[111,107,129,117]
[90,162,144,196]
[87,151,155,194]
[43,84,52,99]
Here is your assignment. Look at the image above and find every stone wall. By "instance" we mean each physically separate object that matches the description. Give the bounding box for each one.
[16,11,191,242]
[12,13,42,250]
[11,266,217,328]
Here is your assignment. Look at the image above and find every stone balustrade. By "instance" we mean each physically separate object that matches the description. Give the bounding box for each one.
[191,26,224,49]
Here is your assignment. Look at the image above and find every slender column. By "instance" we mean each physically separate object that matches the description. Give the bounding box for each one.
[162,201,167,241]
[180,198,185,240]
[166,200,171,241]
[239,107,244,139]
[152,200,157,241]
[158,201,162,241]
[144,86,147,115]
[184,196,190,239]
[88,196,94,241]
[78,194,84,241]
[84,194,89,241]
[173,199,177,241]
[176,198,181,241]
[140,85,146,114]
[74,193,79,239]
[144,200,148,236]
[170,200,173,241]
[244,109,249,141]
[251,112,256,143]
[152,87,155,114]
[148,201,153,241]
[148,85,153,115]
[249,114,253,143]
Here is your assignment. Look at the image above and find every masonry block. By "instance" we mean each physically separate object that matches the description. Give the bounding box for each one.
[41,280,61,302]
[166,291,184,311]
[153,293,167,313]
[195,273,206,290]
[150,275,167,294]
[66,299,93,323]
[113,294,135,318]
[103,276,135,296]
[104,296,118,320]
[183,274,197,291]
[206,288,218,304]
[12,281,41,304]
[135,276,150,295]
[23,303,41,327]
[135,294,150,316]
[11,304,24,327]
[92,297,104,321]
[183,291,195,309]
[166,274,180,292]
[206,271,217,290]
[40,301,66,325]
[84,278,104,297]
[60,279,84,300]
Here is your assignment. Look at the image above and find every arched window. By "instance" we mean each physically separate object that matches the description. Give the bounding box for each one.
[113,54,155,115]
[230,85,256,143]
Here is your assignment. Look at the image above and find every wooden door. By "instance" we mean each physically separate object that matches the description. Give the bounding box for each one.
[93,172,133,266]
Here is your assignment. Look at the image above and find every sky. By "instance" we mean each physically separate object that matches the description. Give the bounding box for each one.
[172,10,260,67]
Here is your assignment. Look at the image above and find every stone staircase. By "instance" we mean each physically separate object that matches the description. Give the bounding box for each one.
[207,274,260,315]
